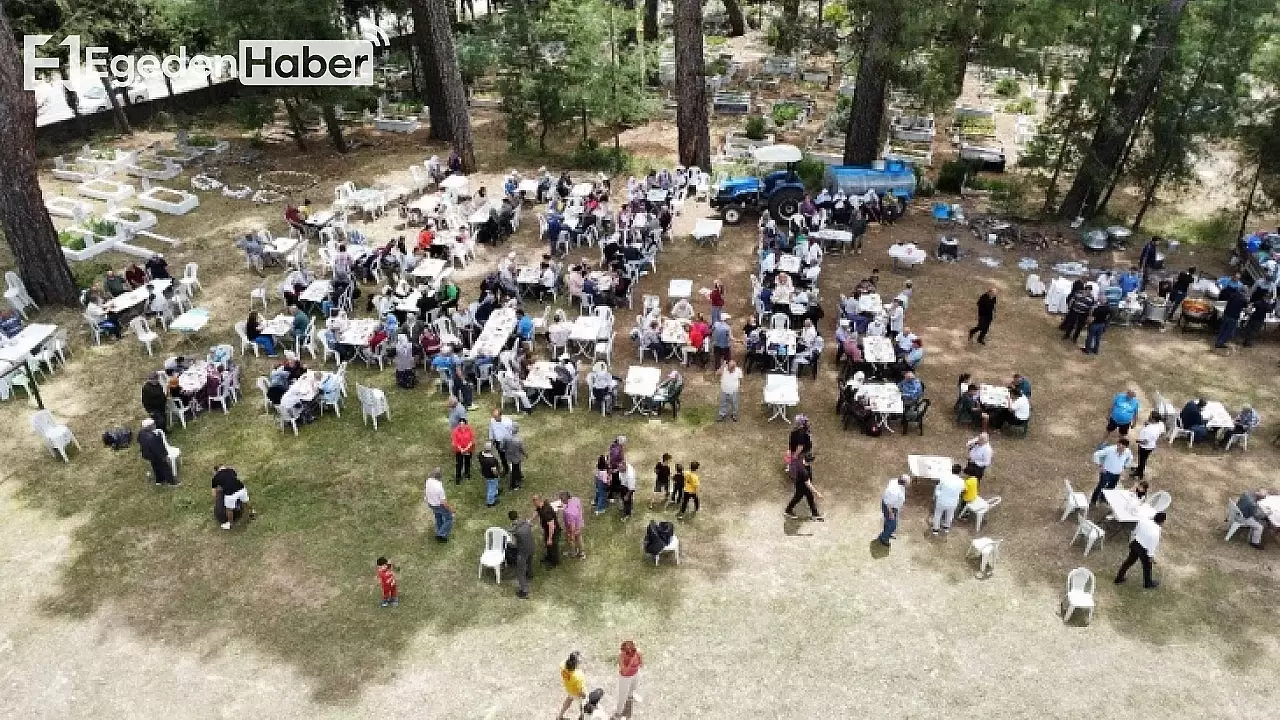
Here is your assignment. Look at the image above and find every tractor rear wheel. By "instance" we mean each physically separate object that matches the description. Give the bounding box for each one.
[769,188,804,221]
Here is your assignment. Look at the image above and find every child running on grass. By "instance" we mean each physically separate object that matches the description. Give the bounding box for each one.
[376,557,398,608]
[650,453,672,509]
[678,461,701,518]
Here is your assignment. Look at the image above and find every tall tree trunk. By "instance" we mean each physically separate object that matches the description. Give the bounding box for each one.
[724,0,745,36]
[281,96,310,152]
[99,73,132,134]
[1096,102,1148,214]
[410,0,451,140]
[816,0,823,27]
[673,0,710,169]
[842,10,900,165]
[947,0,980,99]
[643,0,659,41]
[1236,159,1262,242]
[58,65,88,137]
[419,0,477,171]
[321,104,348,153]
[1041,101,1082,213]
[0,12,79,307]
[621,0,638,45]
[1058,0,1190,219]
[776,0,800,54]
[162,74,177,112]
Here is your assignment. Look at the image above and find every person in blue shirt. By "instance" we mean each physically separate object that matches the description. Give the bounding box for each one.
[904,338,924,369]
[1118,267,1141,294]
[898,371,924,402]
[0,310,22,338]
[515,309,535,342]
[758,285,773,313]
[503,175,518,198]
[1102,389,1141,446]
[1179,398,1209,442]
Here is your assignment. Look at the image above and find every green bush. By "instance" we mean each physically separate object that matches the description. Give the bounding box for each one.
[185,134,219,148]
[744,114,767,141]
[1003,96,1036,115]
[823,95,852,136]
[230,96,276,133]
[343,87,381,114]
[567,138,632,172]
[57,229,85,251]
[993,77,1020,98]
[85,217,117,237]
[771,102,801,127]
[71,260,111,289]
[793,154,827,193]
[937,160,976,194]
[706,35,727,47]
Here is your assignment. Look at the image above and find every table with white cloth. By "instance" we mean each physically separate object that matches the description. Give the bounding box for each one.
[888,243,927,269]
[1202,400,1235,429]
[266,236,299,260]
[646,189,669,204]
[306,210,335,228]
[623,366,661,415]
[862,336,896,364]
[776,254,802,275]
[299,279,332,304]
[692,218,723,246]
[280,370,324,412]
[516,265,541,297]
[979,384,1011,409]
[812,228,853,253]
[764,373,800,422]
[660,318,689,357]
[1044,277,1073,314]
[908,455,955,480]
[856,382,904,432]
[178,360,212,394]
[103,278,172,314]
[409,193,442,213]
[262,315,294,338]
[517,179,540,199]
[766,328,797,371]
[338,318,379,346]
[440,174,469,193]
[571,182,595,198]
[468,201,502,230]
[857,293,883,314]
[1102,488,1157,523]
[524,361,560,406]
[411,257,448,283]
[587,271,615,292]
[169,307,211,342]
[468,307,517,359]
[569,315,605,357]
[668,279,693,303]
[1258,496,1280,528]
[0,323,57,364]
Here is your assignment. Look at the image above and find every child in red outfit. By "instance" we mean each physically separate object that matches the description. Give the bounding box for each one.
[376,557,398,607]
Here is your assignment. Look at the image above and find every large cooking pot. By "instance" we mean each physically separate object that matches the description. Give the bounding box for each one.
[1181,298,1213,320]
[1144,298,1168,323]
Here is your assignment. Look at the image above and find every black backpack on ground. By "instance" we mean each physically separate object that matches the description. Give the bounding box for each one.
[643,521,674,555]
[102,427,133,451]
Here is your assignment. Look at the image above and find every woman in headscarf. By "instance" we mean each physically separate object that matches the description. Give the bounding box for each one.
[612,640,644,719]
[394,334,416,388]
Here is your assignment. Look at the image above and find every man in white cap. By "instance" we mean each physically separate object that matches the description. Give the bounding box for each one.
[877,474,911,546]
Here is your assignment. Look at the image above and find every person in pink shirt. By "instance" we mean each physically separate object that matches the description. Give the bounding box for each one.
[559,491,585,559]
[612,640,644,719]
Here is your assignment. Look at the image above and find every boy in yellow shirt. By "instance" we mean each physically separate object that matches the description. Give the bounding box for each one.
[678,461,701,518]
[558,651,586,719]
[959,473,979,514]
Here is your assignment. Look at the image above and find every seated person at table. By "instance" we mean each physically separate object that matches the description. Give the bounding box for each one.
[284,204,306,232]
[1226,404,1260,442]
[904,339,924,369]
[843,393,876,434]
[499,368,534,413]
[645,370,683,415]
[773,274,796,304]
[124,263,148,289]
[266,365,292,404]
[145,254,171,281]
[985,387,1030,431]
[279,351,307,382]
[416,225,437,254]
[103,270,127,298]
[418,325,442,359]
[834,319,854,361]
[865,315,887,338]
[538,262,557,301]
[757,285,774,314]
[1235,489,1270,548]
[0,310,22,338]
[245,311,276,356]
[1179,398,1210,442]
[801,262,821,287]
[799,318,818,347]
[587,362,618,414]
[671,298,694,322]
[791,334,824,378]
[365,322,389,353]
[955,384,983,425]
[742,327,766,374]
[515,309,535,345]
[685,314,710,364]
[638,320,664,358]
[290,305,309,344]
[1010,372,1032,399]
[437,280,461,312]
[84,298,123,340]
[898,372,924,403]
[550,355,577,399]
[805,239,823,267]
[566,267,585,299]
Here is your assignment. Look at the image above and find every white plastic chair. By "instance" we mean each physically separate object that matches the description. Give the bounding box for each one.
[1070,516,1105,556]
[179,262,202,294]
[250,284,268,310]
[167,396,194,429]
[957,495,1002,534]
[320,377,342,417]
[256,376,274,411]
[154,428,181,479]
[1224,429,1253,452]
[1062,567,1096,624]
[1224,500,1248,542]
[769,313,790,330]
[479,527,511,583]
[129,316,159,356]
[654,535,680,565]
[5,271,38,319]
[207,375,232,413]
[1060,479,1088,522]
[594,332,615,366]
[967,537,1002,577]
[1166,416,1194,447]
[1144,490,1172,513]
[358,384,390,429]
[277,401,300,435]
[31,410,80,462]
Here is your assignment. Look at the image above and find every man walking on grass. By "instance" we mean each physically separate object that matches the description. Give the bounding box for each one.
[717,359,743,422]
[507,510,534,598]
[876,474,910,546]
[1115,512,1166,589]
[784,453,824,521]
[967,287,999,344]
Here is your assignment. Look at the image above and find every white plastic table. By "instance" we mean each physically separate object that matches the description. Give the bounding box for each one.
[862,336,895,364]
[646,189,669,204]
[524,361,560,406]
[299,280,332,304]
[103,278,171,314]
[440,174,469,192]
[777,254,802,274]
[812,228,853,252]
[764,373,799,422]
[338,318,379,346]
[623,366,661,414]
[468,307,516,359]
[908,455,954,480]
[857,293,883,314]
[1102,488,1157,523]
[571,182,595,198]
[262,315,293,337]
[411,257,448,281]
[1258,496,1280,528]
[569,315,604,356]
[692,218,723,245]
[0,323,57,364]
[517,179,540,198]
[979,384,1011,408]
[857,382,904,432]
[170,307,211,344]
[1202,401,1234,429]
[178,361,212,393]
[668,279,693,302]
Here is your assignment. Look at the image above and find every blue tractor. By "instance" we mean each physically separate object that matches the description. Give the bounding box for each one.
[709,144,808,225]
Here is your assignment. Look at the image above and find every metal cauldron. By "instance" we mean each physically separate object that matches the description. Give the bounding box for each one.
[1143,297,1168,323]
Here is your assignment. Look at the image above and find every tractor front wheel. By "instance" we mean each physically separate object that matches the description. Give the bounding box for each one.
[723,205,744,225]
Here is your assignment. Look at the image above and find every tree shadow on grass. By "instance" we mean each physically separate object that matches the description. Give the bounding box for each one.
[25,373,734,702]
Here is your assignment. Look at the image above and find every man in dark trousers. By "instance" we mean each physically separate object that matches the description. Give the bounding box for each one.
[783,453,824,521]
[141,373,168,429]
[505,422,526,491]
[1241,290,1275,347]
[1138,237,1159,290]
[1061,286,1096,343]
[533,494,560,568]
[1214,285,1248,349]
[507,510,535,599]
[968,287,999,344]
[1115,511,1166,589]
[137,418,176,486]
[1165,266,1196,320]
[1082,300,1114,354]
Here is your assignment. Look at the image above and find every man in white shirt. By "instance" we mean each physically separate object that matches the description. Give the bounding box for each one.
[887,299,905,338]
[876,474,911,546]
[896,328,918,355]
[761,250,777,275]
[423,468,454,541]
[933,470,965,534]
[1089,438,1133,506]
[587,362,617,415]
[964,433,993,479]
[1115,511,1165,588]
[717,359,743,422]
[805,240,823,267]
[1133,412,1165,479]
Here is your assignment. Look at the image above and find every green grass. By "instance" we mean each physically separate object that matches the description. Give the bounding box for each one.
[1148,208,1241,250]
